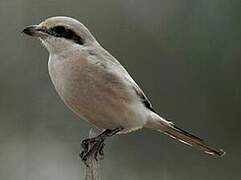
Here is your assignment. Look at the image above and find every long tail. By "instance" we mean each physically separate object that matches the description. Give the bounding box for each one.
[149,114,225,156]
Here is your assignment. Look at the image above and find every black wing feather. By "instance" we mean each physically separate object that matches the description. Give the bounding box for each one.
[132,85,156,113]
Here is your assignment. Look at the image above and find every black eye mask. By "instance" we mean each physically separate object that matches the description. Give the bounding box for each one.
[48,26,84,45]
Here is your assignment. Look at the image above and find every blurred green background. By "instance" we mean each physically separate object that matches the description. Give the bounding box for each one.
[0,0,240,180]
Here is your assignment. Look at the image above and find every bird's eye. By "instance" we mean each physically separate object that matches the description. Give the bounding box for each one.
[51,26,67,34]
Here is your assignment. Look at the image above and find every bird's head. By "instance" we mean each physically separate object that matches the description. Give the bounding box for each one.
[22,16,97,54]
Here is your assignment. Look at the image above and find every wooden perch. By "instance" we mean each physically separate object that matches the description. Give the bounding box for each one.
[80,127,122,180]
[82,129,101,180]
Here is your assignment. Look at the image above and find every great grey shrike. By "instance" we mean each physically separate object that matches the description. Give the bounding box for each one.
[23,16,225,158]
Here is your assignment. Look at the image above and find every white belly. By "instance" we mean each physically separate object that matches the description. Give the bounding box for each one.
[48,54,149,133]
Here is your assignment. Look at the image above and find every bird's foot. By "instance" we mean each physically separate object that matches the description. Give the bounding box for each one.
[80,137,105,162]
[79,127,123,162]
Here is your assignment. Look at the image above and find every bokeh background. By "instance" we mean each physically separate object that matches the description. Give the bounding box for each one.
[0,0,240,180]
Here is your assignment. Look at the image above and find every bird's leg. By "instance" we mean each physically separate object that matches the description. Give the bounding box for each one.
[80,127,123,162]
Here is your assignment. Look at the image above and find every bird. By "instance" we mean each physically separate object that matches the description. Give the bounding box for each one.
[22,16,225,159]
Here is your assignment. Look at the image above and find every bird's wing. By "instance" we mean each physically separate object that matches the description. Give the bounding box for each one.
[98,49,156,113]
[123,74,156,113]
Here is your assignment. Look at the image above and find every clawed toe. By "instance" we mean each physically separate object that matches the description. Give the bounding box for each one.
[80,138,105,162]
[81,138,94,150]
[96,142,105,160]
[80,128,123,162]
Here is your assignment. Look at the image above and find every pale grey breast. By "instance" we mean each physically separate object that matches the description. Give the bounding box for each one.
[48,50,143,129]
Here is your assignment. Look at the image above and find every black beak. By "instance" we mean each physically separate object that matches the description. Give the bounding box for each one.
[22,25,48,38]
[22,25,38,36]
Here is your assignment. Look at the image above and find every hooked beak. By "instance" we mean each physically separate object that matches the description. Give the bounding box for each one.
[22,25,48,38]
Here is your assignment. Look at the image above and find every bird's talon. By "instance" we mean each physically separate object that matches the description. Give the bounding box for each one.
[80,128,123,162]
[81,142,88,150]
[80,150,91,162]
[81,137,96,150]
